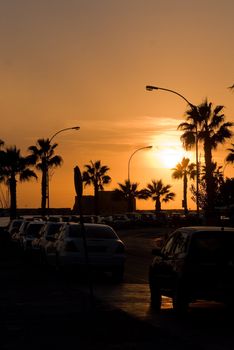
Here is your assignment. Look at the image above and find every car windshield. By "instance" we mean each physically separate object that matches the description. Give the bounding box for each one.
[69,225,118,239]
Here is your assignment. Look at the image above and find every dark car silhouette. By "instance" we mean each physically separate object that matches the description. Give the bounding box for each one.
[149,226,234,313]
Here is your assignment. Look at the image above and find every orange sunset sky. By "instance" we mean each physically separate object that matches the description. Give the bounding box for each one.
[0,0,234,211]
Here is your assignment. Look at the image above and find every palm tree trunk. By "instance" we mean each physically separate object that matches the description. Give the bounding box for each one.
[41,166,47,215]
[94,184,99,215]
[204,140,215,218]
[183,173,188,214]
[155,197,161,212]
[9,175,17,219]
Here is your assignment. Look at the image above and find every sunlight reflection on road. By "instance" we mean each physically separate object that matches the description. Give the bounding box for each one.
[94,283,172,319]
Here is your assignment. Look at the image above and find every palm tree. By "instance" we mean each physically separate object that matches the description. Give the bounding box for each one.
[113,179,146,212]
[178,99,233,216]
[171,157,196,214]
[28,138,63,214]
[226,143,234,164]
[82,160,111,215]
[1,146,37,218]
[143,179,175,212]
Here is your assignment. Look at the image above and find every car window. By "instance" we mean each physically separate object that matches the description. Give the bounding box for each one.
[189,231,227,262]
[69,225,118,239]
[46,223,63,236]
[172,231,189,256]
[161,233,177,256]
[26,224,44,236]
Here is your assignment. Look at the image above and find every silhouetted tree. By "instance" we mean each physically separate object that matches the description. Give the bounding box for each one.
[142,179,175,212]
[190,162,224,209]
[28,138,63,214]
[1,146,37,218]
[226,143,234,164]
[178,100,233,217]
[171,157,196,214]
[82,160,111,215]
[113,179,146,212]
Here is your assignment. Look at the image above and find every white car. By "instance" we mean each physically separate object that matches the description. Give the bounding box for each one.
[22,221,45,254]
[32,221,64,264]
[54,223,126,281]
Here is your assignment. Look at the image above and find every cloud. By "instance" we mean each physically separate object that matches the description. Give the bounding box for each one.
[67,115,184,152]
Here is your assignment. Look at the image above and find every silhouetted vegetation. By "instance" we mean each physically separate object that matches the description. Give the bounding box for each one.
[226,143,234,164]
[178,100,233,217]
[0,145,37,218]
[82,160,111,215]
[141,179,175,212]
[28,138,63,215]
[171,157,196,214]
[113,179,147,212]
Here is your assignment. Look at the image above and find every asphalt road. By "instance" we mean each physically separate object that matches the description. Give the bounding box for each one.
[2,224,234,350]
[111,226,234,350]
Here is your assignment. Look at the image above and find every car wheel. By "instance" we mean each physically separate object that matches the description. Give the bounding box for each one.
[172,282,189,315]
[149,271,161,311]
[112,267,124,283]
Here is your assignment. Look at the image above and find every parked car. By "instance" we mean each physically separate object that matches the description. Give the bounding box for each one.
[149,226,234,314]
[31,221,64,264]
[7,218,24,238]
[111,214,131,229]
[21,221,45,255]
[11,219,33,249]
[53,223,126,281]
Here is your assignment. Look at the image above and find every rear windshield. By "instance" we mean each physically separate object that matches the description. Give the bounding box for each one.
[189,231,234,262]
[69,225,117,239]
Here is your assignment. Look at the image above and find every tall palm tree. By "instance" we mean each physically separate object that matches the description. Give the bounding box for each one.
[178,99,233,216]
[1,146,37,218]
[0,140,8,208]
[113,179,146,212]
[28,138,63,214]
[82,160,111,215]
[171,157,196,214]
[226,143,234,164]
[143,179,175,212]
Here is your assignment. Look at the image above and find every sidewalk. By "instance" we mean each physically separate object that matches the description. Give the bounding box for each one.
[0,241,190,350]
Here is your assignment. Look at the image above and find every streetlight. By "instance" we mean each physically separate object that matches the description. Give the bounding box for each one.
[46,126,80,209]
[49,126,80,143]
[146,84,199,215]
[128,146,153,183]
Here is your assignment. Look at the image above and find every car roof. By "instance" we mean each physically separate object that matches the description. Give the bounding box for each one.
[175,226,234,236]
[67,222,111,229]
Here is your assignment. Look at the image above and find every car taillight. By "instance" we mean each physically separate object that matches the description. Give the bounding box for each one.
[64,241,79,252]
[115,243,125,254]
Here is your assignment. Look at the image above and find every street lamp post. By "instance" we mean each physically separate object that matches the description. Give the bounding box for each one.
[127,145,152,212]
[146,85,199,215]
[46,126,80,209]
[128,146,152,183]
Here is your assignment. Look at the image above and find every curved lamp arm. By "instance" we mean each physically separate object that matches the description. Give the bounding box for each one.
[146,85,195,109]
[49,126,80,143]
[128,146,152,182]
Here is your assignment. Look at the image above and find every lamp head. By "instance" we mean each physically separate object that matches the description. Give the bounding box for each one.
[146,85,158,91]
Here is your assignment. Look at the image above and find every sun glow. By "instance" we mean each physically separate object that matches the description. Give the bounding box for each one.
[152,142,193,169]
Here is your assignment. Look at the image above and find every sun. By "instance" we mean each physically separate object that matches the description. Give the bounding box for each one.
[156,146,190,169]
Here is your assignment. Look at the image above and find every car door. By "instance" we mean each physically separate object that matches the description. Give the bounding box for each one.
[153,231,180,295]
[186,231,227,299]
